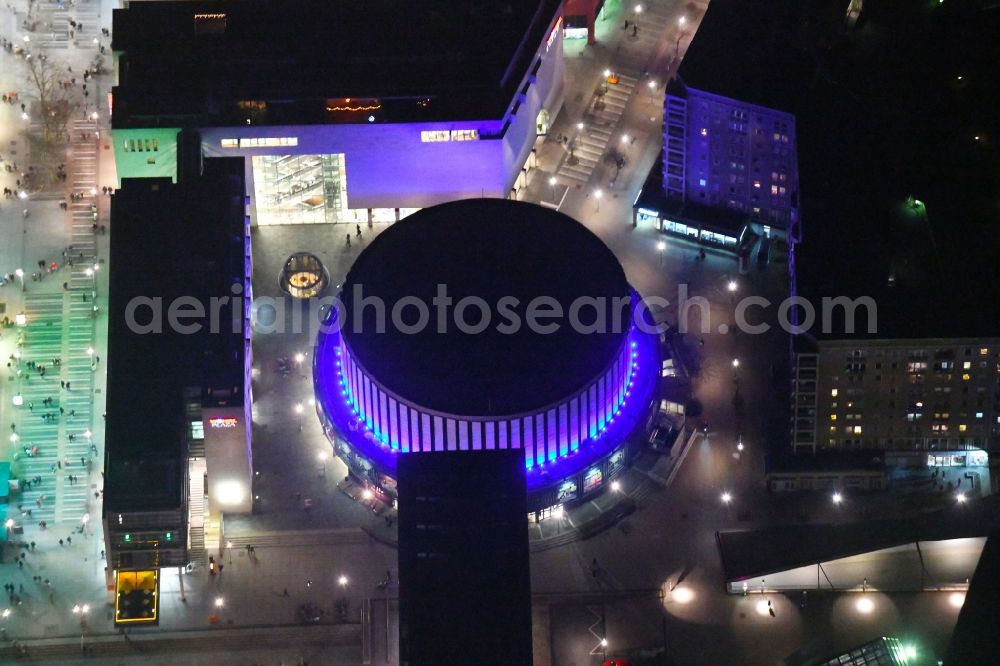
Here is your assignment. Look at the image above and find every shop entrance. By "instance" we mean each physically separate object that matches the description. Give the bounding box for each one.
[536,108,550,136]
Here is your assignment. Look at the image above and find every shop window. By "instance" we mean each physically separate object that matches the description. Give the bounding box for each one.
[450,129,479,141]
[221,139,239,149]
[420,130,449,143]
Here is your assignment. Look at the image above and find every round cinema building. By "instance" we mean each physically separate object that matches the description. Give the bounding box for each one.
[313,199,659,519]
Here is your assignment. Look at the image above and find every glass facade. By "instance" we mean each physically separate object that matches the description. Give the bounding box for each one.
[251,153,348,225]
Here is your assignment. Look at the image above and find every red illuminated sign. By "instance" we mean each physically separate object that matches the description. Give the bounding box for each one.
[546,17,563,52]
[209,417,239,429]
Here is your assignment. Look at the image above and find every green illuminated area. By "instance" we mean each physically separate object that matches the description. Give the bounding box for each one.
[112,128,181,184]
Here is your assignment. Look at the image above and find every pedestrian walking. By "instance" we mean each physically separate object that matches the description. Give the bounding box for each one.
[356,224,361,237]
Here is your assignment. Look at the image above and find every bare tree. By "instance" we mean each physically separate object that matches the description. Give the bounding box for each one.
[24,50,73,143]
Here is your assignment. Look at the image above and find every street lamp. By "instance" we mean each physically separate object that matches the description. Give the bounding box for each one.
[294,352,306,364]
[338,575,349,587]
[956,492,967,504]
[634,5,643,15]
[721,492,732,505]
[832,492,843,505]
[90,111,98,120]
[576,122,584,132]
[594,189,603,212]
[294,403,304,414]
[736,439,744,452]
[548,176,557,201]
[678,16,687,26]
[657,239,666,266]
[621,134,629,144]
[226,540,233,564]
[727,280,738,292]
[215,597,225,608]
[610,480,621,492]
[15,268,24,292]
[731,358,740,368]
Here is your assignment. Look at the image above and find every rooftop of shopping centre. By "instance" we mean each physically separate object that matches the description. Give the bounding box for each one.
[104,158,246,511]
[111,0,561,128]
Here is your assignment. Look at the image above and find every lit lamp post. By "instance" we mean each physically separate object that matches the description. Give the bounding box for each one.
[721,491,733,518]
[14,269,23,292]
[226,540,233,565]
[318,450,329,476]
[657,240,666,266]
[832,492,843,506]
[594,189,603,213]
[548,176,557,202]
[4,519,14,539]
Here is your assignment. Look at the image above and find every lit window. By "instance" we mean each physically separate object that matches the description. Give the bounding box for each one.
[699,178,707,187]
[221,138,238,148]
[700,128,708,136]
[830,414,837,421]
[753,180,761,189]
[975,412,983,419]
[191,421,204,440]
[962,373,971,381]
[980,348,988,355]
[420,130,450,142]
[853,426,862,434]
[450,129,479,141]
[959,424,967,432]
[963,361,971,369]
[239,137,298,148]
[770,185,779,195]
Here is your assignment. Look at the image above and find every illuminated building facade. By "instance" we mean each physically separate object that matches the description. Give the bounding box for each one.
[791,338,1000,466]
[104,158,252,621]
[633,0,802,269]
[110,0,566,224]
[313,200,659,517]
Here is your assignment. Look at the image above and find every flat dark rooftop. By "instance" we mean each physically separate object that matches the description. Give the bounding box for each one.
[111,0,560,127]
[340,199,631,417]
[765,450,886,474]
[105,157,246,511]
[677,0,822,113]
